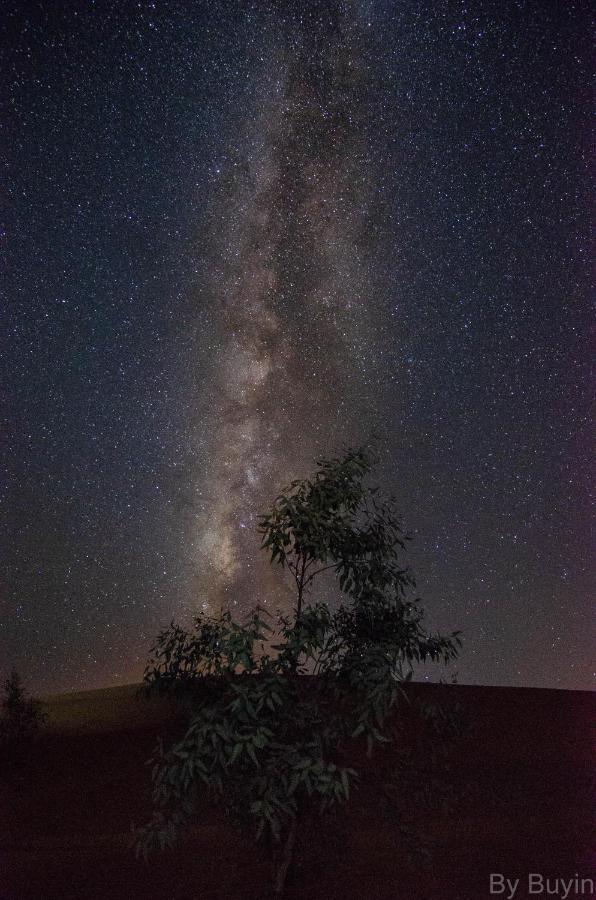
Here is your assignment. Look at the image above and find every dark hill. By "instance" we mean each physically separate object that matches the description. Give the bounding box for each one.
[2,682,594,899]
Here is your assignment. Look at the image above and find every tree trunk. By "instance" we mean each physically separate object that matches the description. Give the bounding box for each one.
[296,552,307,622]
[273,816,297,896]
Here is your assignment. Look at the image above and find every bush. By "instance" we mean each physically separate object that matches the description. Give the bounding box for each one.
[0,669,46,761]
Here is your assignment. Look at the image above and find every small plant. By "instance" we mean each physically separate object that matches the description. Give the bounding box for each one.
[135,448,462,894]
[0,669,46,760]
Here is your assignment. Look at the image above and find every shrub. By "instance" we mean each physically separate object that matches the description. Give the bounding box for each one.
[0,669,46,761]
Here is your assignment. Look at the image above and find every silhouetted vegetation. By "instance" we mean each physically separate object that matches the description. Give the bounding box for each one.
[136,447,462,894]
[0,669,46,763]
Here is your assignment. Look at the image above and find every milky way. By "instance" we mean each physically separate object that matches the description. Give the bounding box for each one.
[194,7,385,613]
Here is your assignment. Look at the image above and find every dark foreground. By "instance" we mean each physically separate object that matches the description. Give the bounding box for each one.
[2,682,594,899]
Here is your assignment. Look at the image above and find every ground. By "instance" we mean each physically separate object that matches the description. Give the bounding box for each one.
[2,682,594,899]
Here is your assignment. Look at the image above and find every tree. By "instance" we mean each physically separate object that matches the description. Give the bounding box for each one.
[0,669,46,761]
[136,447,462,894]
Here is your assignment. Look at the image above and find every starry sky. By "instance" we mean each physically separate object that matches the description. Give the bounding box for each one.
[2,0,593,694]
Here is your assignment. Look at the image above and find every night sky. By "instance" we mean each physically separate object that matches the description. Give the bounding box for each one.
[2,1,593,694]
